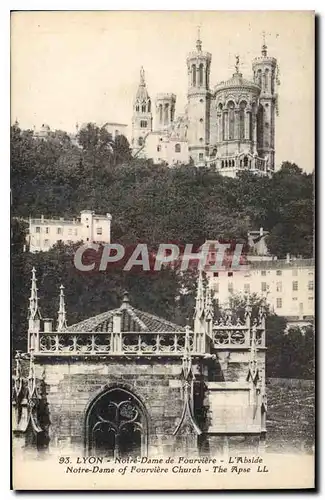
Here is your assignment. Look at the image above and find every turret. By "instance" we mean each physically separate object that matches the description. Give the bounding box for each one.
[131,67,153,150]
[252,34,278,172]
[186,28,212,165]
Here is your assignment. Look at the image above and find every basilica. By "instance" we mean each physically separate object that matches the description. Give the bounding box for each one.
[131,33,279,177]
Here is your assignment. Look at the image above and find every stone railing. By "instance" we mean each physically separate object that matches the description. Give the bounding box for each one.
[36,331,196,356]
[212,325,265,348]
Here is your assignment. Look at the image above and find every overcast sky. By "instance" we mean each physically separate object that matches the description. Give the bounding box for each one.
[11,11,314,172]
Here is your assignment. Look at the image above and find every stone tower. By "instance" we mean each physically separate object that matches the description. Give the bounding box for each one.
[131,67,153,150]
[252,37,278,172]
[186,29,212,165]
[155,93,176,131]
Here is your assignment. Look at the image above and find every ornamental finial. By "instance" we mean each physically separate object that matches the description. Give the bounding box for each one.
[196,25,202,52]
[262,31,268,56]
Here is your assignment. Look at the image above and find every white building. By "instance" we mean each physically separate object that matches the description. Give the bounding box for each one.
[27,210,112,253]
[132,33,278,175]
[207,256,315,328]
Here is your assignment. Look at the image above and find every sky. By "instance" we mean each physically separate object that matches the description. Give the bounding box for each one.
[11,10,314,172]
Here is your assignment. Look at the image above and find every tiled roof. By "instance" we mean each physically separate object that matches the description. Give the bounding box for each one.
[66,299,184,334]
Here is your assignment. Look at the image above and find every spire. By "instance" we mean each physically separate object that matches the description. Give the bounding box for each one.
[205,284,213,322]
[196,25,202,52]
[28,267,41,320]
[57,284,67,332]
[194,271,205,320]
[135,67,149,101]
[140,66,145,85]
[261,31,268,56]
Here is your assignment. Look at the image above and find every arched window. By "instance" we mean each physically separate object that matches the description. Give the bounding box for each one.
[175,143,181,153]
[232,160,235,167]
[222,111,227,140]
[164,103,169,125]
[257,105,264,147]
[140,120,147,128]
[136,105,139,112]
[138,137,144,146]
[264,69,269,91]
[141,104,146,112]
[228,101,235,140]
[159,104,163,124]
[148,100,151,113]
[240,159,243,167]
[225,160,228,168]
[221,160,224,168]
[257,69,262,87]
[244,156,248,167]
[249,160,252,169]
[239,101,246,140]
[85,388,148,458]
[192,64,196,86]
[199,64,204,86]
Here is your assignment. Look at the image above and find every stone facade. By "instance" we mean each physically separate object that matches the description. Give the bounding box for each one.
[13,271,267,458]
[131,34,278,176]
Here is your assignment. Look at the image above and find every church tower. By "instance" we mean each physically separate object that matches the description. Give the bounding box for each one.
[132,67,153,150]
[186,29,212,165]
[252,36,278,171]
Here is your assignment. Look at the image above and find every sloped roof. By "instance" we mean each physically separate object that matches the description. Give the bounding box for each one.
[66,294,184,334]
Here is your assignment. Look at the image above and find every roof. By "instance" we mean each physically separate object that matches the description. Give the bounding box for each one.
[66,293,185,334]
[215,72,260,94]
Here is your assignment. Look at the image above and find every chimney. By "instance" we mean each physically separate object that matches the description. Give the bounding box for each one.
[43,318,53,333]
[286,253,290,264]
[259,227,263,237]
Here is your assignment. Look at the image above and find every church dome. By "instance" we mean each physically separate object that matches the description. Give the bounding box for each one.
[214,71,261,94]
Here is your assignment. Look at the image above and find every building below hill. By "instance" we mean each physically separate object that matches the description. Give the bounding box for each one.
[131,31,279,176]
[27,210,112,253]
[206,253,314,329]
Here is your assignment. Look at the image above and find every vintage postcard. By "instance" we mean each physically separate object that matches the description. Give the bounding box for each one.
[11,10,315,490]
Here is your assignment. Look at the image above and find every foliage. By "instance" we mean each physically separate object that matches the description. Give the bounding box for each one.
[11,124,314,379]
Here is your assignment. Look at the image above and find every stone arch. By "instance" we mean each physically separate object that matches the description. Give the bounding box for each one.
[84,385,149,458]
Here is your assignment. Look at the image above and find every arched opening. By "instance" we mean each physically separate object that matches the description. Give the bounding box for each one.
[257,69,262,87]
[164,103,169,125]
[148,100,151,113]
[239,101,247,140]
[244,156,248,167]
[175,143,181,153]
[199,64,204,86]
[192,64,196,86]
[232,160,235,167]
[264,69,269,91]
[85,387,148,458]
[136,105,139,112]
[227,101,235,140]
[141,104,146,113]
[159,104,163,124]
[221,160,224,168]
